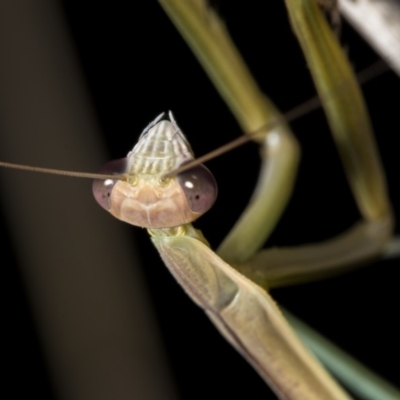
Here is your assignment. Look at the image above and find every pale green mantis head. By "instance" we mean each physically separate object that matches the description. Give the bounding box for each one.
[92,112,218,229]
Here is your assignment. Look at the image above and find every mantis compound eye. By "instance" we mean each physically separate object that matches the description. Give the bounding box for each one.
[92,158,128,210]
[176,164,218,214]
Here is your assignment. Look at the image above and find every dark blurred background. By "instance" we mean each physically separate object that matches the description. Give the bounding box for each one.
[1,1,399,399]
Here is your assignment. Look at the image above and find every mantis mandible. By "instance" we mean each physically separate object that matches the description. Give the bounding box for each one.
[0,0,398,400]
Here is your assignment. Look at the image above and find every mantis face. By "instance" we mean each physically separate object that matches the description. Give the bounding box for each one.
[92,112,218,228]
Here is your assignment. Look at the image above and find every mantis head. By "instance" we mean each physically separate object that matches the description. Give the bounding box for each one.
[92,112,218,229]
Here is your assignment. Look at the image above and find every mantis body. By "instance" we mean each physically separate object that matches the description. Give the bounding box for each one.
[0,0,398,400]
[91,111,352,399]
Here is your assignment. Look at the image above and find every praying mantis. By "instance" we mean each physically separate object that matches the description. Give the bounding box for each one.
[1,0,399,399]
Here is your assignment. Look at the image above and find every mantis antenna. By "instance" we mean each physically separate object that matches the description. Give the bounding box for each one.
[0,60,389,181]
[167,59,389,176]
[0,161,127,181]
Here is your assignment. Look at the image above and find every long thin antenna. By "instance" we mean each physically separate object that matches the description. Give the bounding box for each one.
[0,161,127,181]
[0,61,389,181]
[167,60,390,177]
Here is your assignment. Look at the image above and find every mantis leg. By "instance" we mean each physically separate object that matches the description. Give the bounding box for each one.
[238,0,394,287]
[159,0,301,264]
[160,0,394,280]
[159,0,399,398]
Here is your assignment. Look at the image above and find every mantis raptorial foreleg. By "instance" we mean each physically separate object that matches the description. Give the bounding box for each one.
[160,0,393,272]
[232,0,394,288]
